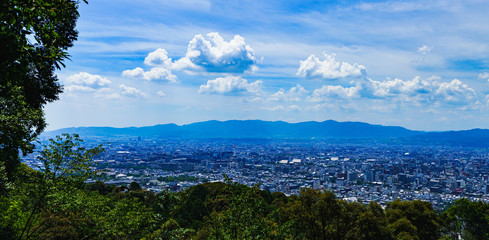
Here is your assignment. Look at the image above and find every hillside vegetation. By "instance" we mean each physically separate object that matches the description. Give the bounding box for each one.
[2,136,489,239]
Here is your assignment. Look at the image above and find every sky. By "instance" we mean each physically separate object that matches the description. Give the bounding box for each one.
[46,0,489,131]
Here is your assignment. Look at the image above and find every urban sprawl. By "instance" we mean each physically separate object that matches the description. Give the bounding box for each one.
[23,137,489,209]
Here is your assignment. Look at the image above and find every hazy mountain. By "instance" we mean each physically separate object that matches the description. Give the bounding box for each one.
[43,119,421,139]
[404,129,489,147]
[42,120,489,147]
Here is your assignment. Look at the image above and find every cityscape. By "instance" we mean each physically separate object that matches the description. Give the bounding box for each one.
[6,0,489,238]
[24,136,489,209]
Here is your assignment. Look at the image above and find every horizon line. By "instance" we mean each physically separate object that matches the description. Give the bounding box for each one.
[44,119,488,133]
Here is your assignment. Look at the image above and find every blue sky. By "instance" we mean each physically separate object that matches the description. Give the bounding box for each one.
[46,0,489,131]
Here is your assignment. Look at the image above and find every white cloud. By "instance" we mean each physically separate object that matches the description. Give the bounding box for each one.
[122,67,144,78]
[307,75,479,107]
[64,85,96,92]
[93,88,122,100]
[478,72,489,81]
[122,66,177,83]
[297,52,365,79]
[174,32,258,73]
[371,77,479,107]
[242,96,263,103]
[298,51,480,107]
[157,90,166,97]
[434,79,478,106]
[198,76,262,95]
[65,72,111,91]
[418,45,432,54]
[260,105,302,111]
[306,103,337,111]
[104,93,122,100]
[367,76,436,102]
[289,105,302,111]
[122,32,257,82]
[308,85,361,102]
[355,1,451,13]
[144,48,173,67]
[269,84,307,102]
[122,48,177,83]
[261,105,285,111]
[119,84,147,98]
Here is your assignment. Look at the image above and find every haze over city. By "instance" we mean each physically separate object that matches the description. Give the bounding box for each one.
[46,0,489,131]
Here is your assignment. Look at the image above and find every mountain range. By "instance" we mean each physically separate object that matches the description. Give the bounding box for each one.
[43,120,489,147]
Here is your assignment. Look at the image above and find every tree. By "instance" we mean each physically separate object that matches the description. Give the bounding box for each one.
[284,188,342,240]
[143,218,195,240]
[18,133,103,239]
[0,0,85,181]
[441,199,489,240]
[386,200,440,240]
[0,87,44,184]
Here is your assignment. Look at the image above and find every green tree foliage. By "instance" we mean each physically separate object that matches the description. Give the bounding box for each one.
[0,86,44,182]
[385,199,441,240]
[6,164,489,240]
[441,199,489,240]
[284,188,341,239]
[0,0,85,181]
[143,218,196,240]
[0,134,103,239]
[37,134,104,185]
[212,184,274,239]
[355,202,391,239]
[176,184,210,229]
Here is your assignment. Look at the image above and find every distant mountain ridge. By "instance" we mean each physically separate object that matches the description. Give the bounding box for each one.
[44,120,421,139]
[43,120,489,147]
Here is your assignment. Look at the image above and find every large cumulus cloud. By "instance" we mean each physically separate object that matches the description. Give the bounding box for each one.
[122,33,259,84]
[174,32,258,73]
[122,48,177,83]
[309,76,479,107]
[300,53,480,107]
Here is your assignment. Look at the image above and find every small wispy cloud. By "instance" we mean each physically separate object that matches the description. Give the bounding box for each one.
[478,72,489,81]
[119,84,147,98]
[199,76,262,95]
[269,84,307,102]
[418,45,432,55]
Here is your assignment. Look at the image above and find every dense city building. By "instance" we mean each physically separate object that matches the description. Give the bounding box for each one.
[24,137,489,209]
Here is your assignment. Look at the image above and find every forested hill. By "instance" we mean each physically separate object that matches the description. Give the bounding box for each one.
[6,172,489,240]
[403,129,489,147]
[44,120,489,147]
[45,120,421,139]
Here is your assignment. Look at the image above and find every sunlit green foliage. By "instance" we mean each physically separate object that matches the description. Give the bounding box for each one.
[3,152,489,240]
[1,0,84,181]
[441,198,489,240]
[386,199,440,240]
